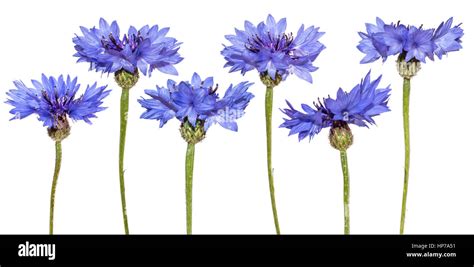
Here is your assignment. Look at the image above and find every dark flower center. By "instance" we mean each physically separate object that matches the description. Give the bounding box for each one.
[101,32,144,52]
[41,88,73,116]
[246,32,294,54]
[208,84,219,95]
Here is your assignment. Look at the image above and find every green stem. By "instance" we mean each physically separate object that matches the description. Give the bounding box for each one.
[339,150,350,235]
[49,141,62,235]
[185,143,195,235]
[119,88,130,234]
[265,86,280,235]
[400,78,411,234]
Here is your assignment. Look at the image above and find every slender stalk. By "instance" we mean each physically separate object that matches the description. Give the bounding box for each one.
[185,143,195,235]
[339,150,350,235]
[400,78,411,234]
[119,88,130,234]
[265,86,280,234]
[49,141,62,235]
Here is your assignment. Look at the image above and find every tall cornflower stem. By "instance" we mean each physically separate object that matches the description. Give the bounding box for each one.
[119,88,130,235]
[116,69,138,235]
[185,143,195,235]
[49,141,62,235]
[265,85,281,235]
[339,150,350,235]
[400,78,411,234]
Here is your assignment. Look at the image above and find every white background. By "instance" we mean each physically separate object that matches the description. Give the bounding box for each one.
[0,0,472,234]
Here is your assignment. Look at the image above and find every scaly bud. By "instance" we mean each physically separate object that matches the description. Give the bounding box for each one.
[115,69,139,90]
[180,120,206,145]
[396,53,421,79]
[329,121,353,151]
[260,72,282,88]
[47,114,71,142]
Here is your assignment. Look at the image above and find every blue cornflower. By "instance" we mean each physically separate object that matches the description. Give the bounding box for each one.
[221,14,325,83]
[139,73,253,234]
[139,74,253,234]
[280,71,391,143]
[223,15,325,233]
[6,74,110,140]
[6,74,110,234]
[6,74,110,233]
[139,73,254,136]
[359,18,463,234]
[74,19,183,234]
[281,72,391,234]
[358,17,463,63]
[73,18,183,76]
